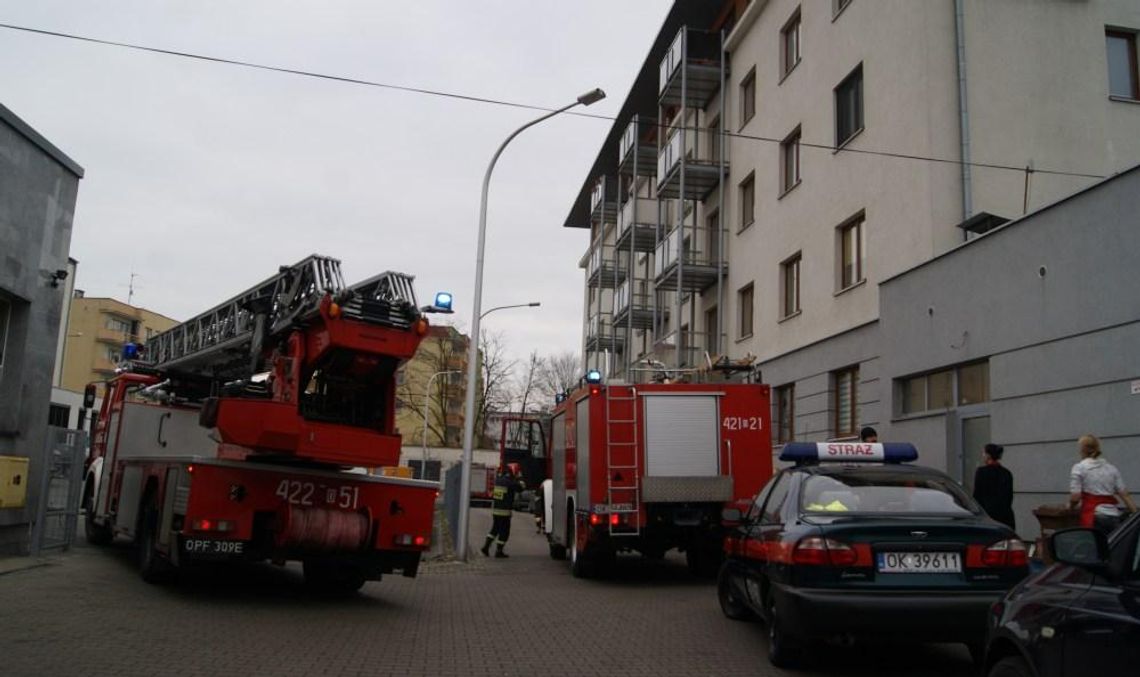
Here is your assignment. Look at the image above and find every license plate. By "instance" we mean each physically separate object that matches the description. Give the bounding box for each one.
[183,539,245,556]
[877,551,961,573]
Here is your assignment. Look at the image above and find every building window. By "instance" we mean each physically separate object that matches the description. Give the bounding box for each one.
[0,295,9,367]
[781,253,801,318]
[899,361,989,415]
[833,366,859,438]
[780,126,801,194]
[48,404,70,428]
[104,315,132,334]
[775,383,795,444]
[738,284,754,338]
[1106,29,1139,100]
[740,172,756,230]
[838,211,865,289]
[781,9,801,77]
[740,67,756,127]
[835,63,864,146]
[705,306,719,355]
[706,210,721,263]
[834,0,852,17]
[104,345,120,364]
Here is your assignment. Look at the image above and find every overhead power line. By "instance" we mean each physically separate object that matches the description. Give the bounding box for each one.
[0,22,1106,181]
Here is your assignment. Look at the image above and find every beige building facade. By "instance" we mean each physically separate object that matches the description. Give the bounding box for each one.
[60,296,178,392]
[394,324,472,449]
[569,0,1140,444]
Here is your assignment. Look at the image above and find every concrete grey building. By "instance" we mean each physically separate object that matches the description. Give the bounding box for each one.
[877,163,1140,536]
[0,103,84,554]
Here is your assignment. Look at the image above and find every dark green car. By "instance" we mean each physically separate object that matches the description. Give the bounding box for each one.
[718,442,1028,668]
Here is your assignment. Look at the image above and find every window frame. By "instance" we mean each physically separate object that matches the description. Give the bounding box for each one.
[739,172,756,231]
[0,295,9,368]
[781,9,802,79]
[780,253,802,319]
[705,305,719,356]
[780,126,802,195]
[835,63,865,147]
[760,472,791,524]
[740,67,757,129]
[738,283,754,339]
[838,211,866,290]
[1106,28,1140,100]
[833,0,853,19]
[833,365,860,438]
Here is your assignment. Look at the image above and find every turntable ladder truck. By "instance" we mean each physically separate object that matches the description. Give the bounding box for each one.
[83,255,444,591]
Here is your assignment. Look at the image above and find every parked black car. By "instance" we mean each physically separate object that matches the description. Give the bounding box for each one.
[984,513,1140,676]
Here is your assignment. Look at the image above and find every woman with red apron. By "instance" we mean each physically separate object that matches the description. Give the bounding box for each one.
[1069,434,1136,528]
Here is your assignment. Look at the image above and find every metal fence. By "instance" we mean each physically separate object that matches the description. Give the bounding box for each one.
[30,426,87,555]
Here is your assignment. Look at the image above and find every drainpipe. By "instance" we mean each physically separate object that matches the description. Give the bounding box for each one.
[954,0,972,233]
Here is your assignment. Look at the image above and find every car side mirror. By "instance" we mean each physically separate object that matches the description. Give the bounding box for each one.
[722,507,745,525]
[1051,528,1109,570]
[83,384,97,409]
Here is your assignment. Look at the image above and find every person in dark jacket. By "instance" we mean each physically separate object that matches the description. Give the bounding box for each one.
[481,465,525,558]
[973,443,1015,530]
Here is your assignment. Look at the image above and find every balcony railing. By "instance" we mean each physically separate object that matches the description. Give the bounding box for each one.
[585,313,625,353]
[653,224,725,292]
[614,279,656,330]
[658,27,725,109]
[618,115,658,178]
[656,126,726,200]
[590,176,619,225]
[586,243,627,289]
[616,197,658,254]
[653,328,721,369]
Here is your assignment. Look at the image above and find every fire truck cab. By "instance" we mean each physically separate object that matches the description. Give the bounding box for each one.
[544,377,772,577]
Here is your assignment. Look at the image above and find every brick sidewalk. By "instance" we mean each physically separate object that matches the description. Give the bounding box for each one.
[0,508,974,677]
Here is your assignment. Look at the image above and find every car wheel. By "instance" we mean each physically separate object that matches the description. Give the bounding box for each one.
[137,502,174,584]
[766,597,800,668]
[988,655,1032,677]
[569,516,591,579]
[717,563,754,621]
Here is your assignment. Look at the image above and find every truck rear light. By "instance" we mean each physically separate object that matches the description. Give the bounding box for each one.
[610,513,620,526]
[191,518,233,533]
[394,534,430,548]
[979,539,1028,567]
[589,514,602,527]
[793,537,857,566]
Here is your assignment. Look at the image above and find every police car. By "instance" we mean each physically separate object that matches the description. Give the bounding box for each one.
[717,442,1027,668]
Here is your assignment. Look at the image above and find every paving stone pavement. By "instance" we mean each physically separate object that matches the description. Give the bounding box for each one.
[0,509,975,677]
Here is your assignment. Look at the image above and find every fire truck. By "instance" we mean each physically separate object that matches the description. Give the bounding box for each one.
[82,255,446,591]
[539,373,772,578]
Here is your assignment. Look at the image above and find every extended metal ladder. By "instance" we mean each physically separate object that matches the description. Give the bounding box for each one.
[143,255,419,380]
[604,385,641,537]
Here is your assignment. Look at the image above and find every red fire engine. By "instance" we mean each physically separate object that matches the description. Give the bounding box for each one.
[82,255,446,591]
[539,374,772,577]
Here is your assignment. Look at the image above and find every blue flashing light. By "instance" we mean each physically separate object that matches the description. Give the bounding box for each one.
[585,369,603,384]
[779,442,918,465]
[433,292,453,311]
[122,342,143,360]
[554,393,567,405]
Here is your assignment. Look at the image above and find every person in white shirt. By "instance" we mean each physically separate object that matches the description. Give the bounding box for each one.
[1069,434,1136,528]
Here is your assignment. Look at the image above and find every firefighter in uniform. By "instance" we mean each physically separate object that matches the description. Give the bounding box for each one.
[481,465,525,558]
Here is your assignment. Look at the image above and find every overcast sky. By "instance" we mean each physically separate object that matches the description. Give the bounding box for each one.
[0,0,670,365]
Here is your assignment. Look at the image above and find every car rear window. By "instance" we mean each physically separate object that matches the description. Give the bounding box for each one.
[800,471,977,515]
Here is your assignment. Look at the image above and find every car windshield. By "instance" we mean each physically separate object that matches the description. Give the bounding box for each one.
[800,470,978,516]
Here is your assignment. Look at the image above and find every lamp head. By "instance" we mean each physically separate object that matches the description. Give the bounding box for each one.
[577,88,606,106]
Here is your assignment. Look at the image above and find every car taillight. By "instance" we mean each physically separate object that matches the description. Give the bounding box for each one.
[793,536,858,566]
[981,539,1028,567]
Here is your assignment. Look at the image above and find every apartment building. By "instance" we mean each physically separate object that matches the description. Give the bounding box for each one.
[567,0,1140,450]
[59,295,178,393]
[394,324,473,450]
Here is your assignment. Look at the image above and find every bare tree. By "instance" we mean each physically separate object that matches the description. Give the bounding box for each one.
[512,350,542,414]
[476,329,516,447]
[538,350,581,403]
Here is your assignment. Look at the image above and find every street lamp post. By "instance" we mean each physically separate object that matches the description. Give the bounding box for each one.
[480,302,541,321]
[421,369,461,479]
[456,88,605,561]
